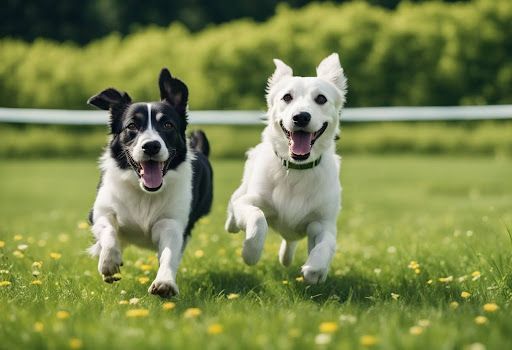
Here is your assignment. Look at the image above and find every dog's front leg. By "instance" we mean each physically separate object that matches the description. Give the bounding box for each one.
[231,194,268,265]
[301,221,337,284]
[92,216,123,283]
[149,219,184,297]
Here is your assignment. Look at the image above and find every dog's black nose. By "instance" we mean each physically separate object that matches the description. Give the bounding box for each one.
[142,141,161,156]
[292,112,311,127]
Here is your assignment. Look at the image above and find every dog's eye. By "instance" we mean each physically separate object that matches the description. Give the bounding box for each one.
[163,122,174,130]
[127,123,137,130]
[282,93,293,103]
[315,94,327,105]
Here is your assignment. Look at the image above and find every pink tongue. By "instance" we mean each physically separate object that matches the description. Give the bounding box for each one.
[290,131,313,155]
[141,161,163,189]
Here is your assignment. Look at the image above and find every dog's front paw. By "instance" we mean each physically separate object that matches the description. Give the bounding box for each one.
[148,279,179,298]
[242,216,268,265]
[301,265,328,284]
[98,247,123,283]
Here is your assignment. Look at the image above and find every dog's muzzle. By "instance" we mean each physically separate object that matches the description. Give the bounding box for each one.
[280,121,328,160]
[125,149,176,192]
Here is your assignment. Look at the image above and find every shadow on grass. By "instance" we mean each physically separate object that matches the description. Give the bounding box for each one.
[182,270,265,296]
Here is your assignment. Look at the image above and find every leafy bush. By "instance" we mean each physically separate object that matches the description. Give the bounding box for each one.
[1,121,511,159]
[0,0,511,109]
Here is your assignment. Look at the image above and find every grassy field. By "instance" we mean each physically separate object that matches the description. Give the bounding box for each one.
[0,155,511,349]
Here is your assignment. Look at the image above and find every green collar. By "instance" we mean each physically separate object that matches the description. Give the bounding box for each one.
[275,152,322,170]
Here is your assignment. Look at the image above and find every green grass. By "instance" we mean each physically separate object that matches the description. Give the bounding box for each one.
[1,155,511,349]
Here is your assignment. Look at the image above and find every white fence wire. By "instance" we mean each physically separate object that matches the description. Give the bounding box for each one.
[0,105,511,125]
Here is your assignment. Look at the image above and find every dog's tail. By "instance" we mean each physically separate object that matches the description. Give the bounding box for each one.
[189,130,210,157]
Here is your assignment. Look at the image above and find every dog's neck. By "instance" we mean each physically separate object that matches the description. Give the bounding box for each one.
[273,151,322,170]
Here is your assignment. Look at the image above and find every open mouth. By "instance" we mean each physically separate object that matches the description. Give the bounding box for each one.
[125,150,176,192]
[279,120,328,160]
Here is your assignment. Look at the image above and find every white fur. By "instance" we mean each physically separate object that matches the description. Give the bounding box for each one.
[132,103,169,164]
[226,53,346,283]
[89,140,194,297]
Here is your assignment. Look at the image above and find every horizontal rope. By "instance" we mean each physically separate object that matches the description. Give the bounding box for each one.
[0,105,511,125]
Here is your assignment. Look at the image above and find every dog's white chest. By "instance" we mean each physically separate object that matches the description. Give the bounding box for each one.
[266,164,340,240]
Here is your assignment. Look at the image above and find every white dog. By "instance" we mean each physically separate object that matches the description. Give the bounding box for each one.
[225,53,347,284]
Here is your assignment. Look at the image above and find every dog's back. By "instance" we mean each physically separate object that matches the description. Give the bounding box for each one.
[186,130,213,236]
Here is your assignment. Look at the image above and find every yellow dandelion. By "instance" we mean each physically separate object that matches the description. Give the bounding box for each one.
[207,323,224,335]
[183,308,202,318]
[0,240,5,248]
[50,252,62,260]
[483,303,499,313]
[391,293,400,300]
[139,264,153,271]
[295,276,304,282]
[34,322,44,332]
[126,308,149,318]
[138,276,150,285]
[471,271,481,281]
[0,281,12,287]
[449,301,459,309]
[461,291,471,299]
[319,322,338,333]
[32,270,41,277]
[32,261,43,269]
[13,250,24,258]
[409,326,423,335]
[77,221,89,230]
[438,276,453,283]
[474,316,488,325]
[227,293,240,300]
[282,280,289,285]
[69,338,83,349]
[427,279,433,285]
[408,261,420,270]
[162,302,176,310]
[414,268,421,274]
[360,335,378,347]
[56,310,71,320]
[194,249,204,258]
[31,280,42,285]
[119,300,129,305]
[14,234,23,241]
[129,297,140,305]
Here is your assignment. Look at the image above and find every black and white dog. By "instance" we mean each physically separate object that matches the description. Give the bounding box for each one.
[87,68,213,297]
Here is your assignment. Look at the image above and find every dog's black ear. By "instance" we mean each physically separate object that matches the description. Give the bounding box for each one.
[87,88,132,110]
[159,68,188,114]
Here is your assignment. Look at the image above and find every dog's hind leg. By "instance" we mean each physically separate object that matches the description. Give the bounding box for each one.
[92,216,123,283]
[231,194,268,266]
[279,240,298,267]
[301,221,336,284]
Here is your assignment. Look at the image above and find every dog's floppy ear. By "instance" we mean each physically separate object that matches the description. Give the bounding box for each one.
[316,53,347,94]
[267,59,293,91]
[87,88,131,111]
[159,68,188,115]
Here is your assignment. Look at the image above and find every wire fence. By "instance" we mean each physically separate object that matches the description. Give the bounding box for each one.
[0,105,511,125]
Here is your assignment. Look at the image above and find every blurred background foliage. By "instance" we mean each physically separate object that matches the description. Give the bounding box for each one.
[0,0,511,110]
[1,0,469,44]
